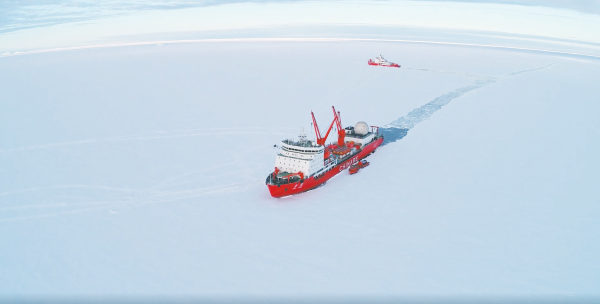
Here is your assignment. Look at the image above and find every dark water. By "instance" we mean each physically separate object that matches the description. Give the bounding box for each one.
[379,127,409,146]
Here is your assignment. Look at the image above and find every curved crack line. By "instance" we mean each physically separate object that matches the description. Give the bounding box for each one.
[0,182,252,222]
[0,146,264,222]
[0,130,295,154]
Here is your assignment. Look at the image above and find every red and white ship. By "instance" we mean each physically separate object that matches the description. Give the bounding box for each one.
[368,55,400,68]
[266,106,384,198]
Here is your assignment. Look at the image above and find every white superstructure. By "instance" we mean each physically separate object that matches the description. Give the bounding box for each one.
[368,55,400,68]
[275,131,325,177]
[344,121,375,145]
[371,55,388,64]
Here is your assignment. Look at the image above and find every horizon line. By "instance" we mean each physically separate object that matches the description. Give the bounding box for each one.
[1,37,599,60]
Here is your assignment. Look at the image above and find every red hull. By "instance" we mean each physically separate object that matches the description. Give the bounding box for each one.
[267,136,384,197]
[368,60,400,68]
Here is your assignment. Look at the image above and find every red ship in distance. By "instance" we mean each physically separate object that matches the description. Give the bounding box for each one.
[368,55,401,68]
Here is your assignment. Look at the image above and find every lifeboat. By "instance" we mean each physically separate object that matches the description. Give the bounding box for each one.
[368,55,400,68]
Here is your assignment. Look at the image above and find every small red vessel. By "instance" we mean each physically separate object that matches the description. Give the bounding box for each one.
[266,107,384,198]
[349,160,369,175]
[361,160,370,168]
[368,55,400,68]
[349,163,360,175]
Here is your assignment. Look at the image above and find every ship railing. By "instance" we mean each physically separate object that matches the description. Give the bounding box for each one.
[277,153,314,161]
[345,132,373,139]
[267,173,303,185]
[282,139,317,148]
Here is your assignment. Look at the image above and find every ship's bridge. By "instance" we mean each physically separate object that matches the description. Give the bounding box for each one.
[275,132,326,178]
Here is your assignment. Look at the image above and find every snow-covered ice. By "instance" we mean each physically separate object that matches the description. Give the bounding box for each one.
[1,30,599,301]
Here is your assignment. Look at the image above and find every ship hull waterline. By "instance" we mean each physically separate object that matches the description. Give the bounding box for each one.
[368,62,400,68]
[267,136,384,198]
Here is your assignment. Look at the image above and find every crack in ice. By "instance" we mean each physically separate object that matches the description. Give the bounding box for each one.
[380,64,554,145]
[388,76,497,130]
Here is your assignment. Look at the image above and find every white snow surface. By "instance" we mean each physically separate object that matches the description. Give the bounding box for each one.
[1,41,600,298]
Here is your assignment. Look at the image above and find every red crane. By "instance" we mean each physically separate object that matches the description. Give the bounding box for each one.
[332,106,345,146]
[311,111,336,146]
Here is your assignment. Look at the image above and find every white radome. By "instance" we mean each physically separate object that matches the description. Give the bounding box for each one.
[354,121,369,135]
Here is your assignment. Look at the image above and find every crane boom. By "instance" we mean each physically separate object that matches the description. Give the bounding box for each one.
[312,111,336,146]
[332,106,345,146]
[311,111,322,143]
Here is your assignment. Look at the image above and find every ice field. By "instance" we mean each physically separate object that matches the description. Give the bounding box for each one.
[1,1,600,302]
[1,40,599,300]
